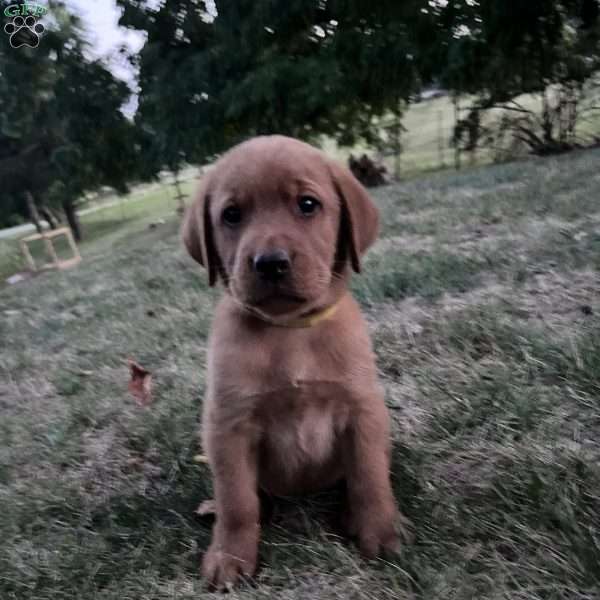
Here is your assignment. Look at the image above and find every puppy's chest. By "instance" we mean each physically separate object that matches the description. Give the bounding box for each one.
[257,336,345,391]
[249,348,351,466]
[258,383,350,470]
[215,333,346,398]
[277,355,324,389]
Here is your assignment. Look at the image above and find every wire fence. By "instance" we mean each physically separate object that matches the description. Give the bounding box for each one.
[370,93,600,180]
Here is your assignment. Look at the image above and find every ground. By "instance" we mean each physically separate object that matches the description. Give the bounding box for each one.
[1,148,600,599]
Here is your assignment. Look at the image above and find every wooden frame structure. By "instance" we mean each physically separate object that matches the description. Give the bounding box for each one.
[20,227,81,272]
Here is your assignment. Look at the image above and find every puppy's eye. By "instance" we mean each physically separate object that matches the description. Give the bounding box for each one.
[222,205,242,226]
[298,196,321,216]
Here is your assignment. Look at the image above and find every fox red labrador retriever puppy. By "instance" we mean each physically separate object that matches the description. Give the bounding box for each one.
[183,135,407,589]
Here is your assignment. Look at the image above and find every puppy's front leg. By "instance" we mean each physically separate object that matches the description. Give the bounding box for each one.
[343,396,404,558]
[202,428,259,590]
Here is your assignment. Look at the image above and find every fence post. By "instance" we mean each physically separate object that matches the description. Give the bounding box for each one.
[437,110,445,169]
[173,170,186,215]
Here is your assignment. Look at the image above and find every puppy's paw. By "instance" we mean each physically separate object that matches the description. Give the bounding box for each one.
[358,524,401,559]
[354,509,413,559]
[202,544,257,591]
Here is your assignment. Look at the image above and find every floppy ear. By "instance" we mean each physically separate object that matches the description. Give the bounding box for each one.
[181,177,220,286]
[329,159,379,273]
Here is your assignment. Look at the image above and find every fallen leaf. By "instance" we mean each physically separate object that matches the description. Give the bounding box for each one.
[128,358,153,406]
[195,499,216,516]
[124,457,144,470]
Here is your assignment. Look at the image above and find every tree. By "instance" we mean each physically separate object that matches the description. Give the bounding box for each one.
[118,0,223,208]
[117,0,437,168]
[431,0,600,156]
[0,1,140,238]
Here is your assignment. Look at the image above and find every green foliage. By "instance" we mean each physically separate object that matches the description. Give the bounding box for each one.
[0,1,142,230]
[433,0,600,100]
[117,0,437,167]
[116,0,600,171]
[432,0,600,154]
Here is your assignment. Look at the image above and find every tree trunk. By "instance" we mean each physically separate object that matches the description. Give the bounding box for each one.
[392,109,402,181]
[173,170,186,215]
[62,199,82,241]
[48,205,61,224]
[39,205,59,229]
[25,190,43,233]
[453,95,462,170]
[567,83,579,144]
[541,89,553,146]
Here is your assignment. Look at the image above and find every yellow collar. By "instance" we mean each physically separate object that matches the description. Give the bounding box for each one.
[279,302,339,328]
[256,301,340,328]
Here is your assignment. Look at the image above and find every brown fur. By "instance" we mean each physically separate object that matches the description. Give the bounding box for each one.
[182,135,406,590]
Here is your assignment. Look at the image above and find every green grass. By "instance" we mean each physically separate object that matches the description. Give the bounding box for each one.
[2,147,600,599]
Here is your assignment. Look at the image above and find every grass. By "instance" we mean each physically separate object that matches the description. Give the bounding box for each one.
[1,146,600,599]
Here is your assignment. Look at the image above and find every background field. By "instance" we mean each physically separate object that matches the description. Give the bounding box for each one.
[3,88,600,281]
[1,147,600,599]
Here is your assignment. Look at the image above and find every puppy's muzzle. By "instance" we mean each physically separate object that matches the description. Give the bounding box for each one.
[253,249,291,283]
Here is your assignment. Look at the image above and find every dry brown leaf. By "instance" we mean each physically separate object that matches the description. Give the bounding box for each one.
[195,499,216,516]
[127,358,153,406]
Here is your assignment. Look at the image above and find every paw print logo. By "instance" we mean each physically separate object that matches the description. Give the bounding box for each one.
[4,15,45,48]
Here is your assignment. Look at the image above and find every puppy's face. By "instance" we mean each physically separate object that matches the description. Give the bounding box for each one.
[183,136,379,320]
[212,155,339,316]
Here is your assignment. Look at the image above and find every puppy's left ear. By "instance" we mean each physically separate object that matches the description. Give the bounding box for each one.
[181,176,220,286]
[329,160,379,273]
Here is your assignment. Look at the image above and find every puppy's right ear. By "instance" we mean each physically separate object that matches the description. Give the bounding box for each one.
[181,177,220,286]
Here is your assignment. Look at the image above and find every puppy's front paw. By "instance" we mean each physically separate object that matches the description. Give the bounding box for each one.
[358,524,401,559]
[354,508,413,559]
[202,543,257,591]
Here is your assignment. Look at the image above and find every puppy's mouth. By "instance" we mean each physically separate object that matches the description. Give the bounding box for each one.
[251,291,309,317]
[238,286,310,318]
[255,291,307,306]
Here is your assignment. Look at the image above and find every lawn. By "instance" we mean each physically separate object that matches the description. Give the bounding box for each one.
[1,147,600,599]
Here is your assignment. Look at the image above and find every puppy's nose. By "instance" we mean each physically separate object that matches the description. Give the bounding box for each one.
[253,249,291,282]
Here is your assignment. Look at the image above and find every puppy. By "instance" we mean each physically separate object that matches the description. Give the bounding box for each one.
[183,135,406,589]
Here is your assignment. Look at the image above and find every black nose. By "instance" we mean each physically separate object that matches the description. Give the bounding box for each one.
[253,249,291,282]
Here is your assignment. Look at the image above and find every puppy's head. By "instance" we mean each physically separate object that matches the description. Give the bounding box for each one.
[182,135,378,320]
